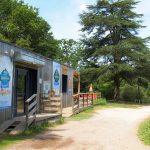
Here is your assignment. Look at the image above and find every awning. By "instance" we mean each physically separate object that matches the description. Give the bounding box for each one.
[14,51,45,66]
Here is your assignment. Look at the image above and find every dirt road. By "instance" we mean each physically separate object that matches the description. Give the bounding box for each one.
[6,106,150,150]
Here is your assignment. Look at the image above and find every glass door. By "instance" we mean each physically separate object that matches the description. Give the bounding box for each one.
[16,68,28,115]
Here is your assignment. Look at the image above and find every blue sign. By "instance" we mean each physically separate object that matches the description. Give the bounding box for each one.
[0,56,13,108]
[53,62,61,95]
[0,69,10,88]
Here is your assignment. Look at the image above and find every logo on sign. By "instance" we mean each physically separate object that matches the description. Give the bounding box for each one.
[54,69,59,85]
[0,69,10,88]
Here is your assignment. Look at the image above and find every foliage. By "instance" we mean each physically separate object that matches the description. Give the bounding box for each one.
[94,98,107,105]
[80,0,150,100]
[138,117,150,145]
[120,84,145,102]
[142,97,150,104]
[21,122,50,136]
[0,0,59,59]
[67,107,94,121]
[80,68,100,92]
[80,68,114,99]
[146,83,150,96]
[0,118,64,149]
[94,82,114,99]
[58,39,84,69]
[68,102,140,121]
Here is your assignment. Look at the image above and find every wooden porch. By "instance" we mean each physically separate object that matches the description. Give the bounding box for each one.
[0,113,61,135]
[0,94,61,135]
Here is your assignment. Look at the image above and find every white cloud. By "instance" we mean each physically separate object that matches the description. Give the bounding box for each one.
[80,3,87,12]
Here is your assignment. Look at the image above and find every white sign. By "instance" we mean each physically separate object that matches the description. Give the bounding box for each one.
[0,55,13,108]
[43,81,50,98]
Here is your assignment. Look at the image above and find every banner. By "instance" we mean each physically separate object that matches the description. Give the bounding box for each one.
[0,55,13,108]
[53,62,61,95]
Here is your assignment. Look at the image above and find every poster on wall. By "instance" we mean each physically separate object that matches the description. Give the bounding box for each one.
[53,62,61,96]
[68,70,73,95]
[0,55,13,108]
[43,81,50,98]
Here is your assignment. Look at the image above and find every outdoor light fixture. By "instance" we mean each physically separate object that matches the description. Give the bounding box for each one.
[10,49,15,58]
[4,49,15,59]
[4,50,9,55]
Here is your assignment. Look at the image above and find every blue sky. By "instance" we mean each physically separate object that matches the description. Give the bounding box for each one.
[24,0,150,40]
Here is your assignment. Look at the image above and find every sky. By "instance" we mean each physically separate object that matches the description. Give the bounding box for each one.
[23,0,150,40]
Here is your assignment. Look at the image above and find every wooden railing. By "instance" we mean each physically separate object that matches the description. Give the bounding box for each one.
[25,94,37,127]
[73,93,97,114]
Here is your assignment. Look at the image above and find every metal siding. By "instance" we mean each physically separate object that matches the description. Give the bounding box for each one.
[0,108,12,124]
[41,60,52,92]
[0,43,14,123]
[0,41,46,123]
[0,41,76,123]
[62,68,73,108]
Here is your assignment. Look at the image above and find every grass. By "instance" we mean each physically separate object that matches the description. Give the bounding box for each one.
[0,100,144,149]
[67,107,94,121]
[67,99,142,121]
[0,117,64,150]
[138,117,150,145]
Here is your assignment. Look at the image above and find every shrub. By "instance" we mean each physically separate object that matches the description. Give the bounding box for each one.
[138,118,150,145]
[142,96,150,104]
[94,98,107,105]
[94,82,114,100]
[120,84,145,102]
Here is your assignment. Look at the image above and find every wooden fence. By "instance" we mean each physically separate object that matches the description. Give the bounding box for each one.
[25,94,37,127]
[73,93,97,114]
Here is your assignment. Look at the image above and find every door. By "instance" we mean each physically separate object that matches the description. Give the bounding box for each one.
[15,68,28,115]
[15,67,37,116]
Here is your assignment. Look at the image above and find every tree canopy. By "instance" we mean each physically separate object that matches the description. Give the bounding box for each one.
[58,39,84,69]
[80,0,150,100]
[0,0,59,59]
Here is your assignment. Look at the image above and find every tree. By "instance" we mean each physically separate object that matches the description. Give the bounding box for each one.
[0,0,59,59]
[58,39,84,69]
[80,0,150,100]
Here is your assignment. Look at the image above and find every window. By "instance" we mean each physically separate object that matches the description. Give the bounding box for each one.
[62,75,68,93]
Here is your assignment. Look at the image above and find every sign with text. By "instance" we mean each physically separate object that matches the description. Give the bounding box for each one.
[53,62,61,95]
[0,55,13,108]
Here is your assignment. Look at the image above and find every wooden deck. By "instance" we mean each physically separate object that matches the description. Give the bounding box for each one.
[0,113,61,135]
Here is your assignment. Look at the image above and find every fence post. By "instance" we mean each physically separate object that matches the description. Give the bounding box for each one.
[87,94,88,106]
[25,101,29,127]
[92,93,94,105]
[78,94,80,113]
[83,94,84,108]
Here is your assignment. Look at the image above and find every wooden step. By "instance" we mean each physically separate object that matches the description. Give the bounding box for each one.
[0,119,14,134]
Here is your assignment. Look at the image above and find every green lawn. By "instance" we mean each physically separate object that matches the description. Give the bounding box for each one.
[0,118,64,150]
[138,117,150,145]
[0,101,144,149]
[67,100,141,121]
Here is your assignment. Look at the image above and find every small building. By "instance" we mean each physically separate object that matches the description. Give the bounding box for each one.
[0,40,80,125]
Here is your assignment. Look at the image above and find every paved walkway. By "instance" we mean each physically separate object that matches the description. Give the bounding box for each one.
[5,106,150,150]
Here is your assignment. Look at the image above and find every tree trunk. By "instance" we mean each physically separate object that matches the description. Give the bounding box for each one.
[114,77,120,101]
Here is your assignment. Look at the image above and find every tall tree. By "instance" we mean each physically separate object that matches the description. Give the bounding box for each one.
[80,0,150,100]
[58,39,84,69]
[0,0,59,59]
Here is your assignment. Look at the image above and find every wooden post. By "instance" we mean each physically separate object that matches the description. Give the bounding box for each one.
[83,94,84,108]
[78,94,80,113]
[78,73,80,94]
[25,101,29,127]
[92,93,94,105]
[87,94,88,106]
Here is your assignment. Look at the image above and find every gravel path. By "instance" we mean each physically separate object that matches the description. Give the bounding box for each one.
[5,106,150,150]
